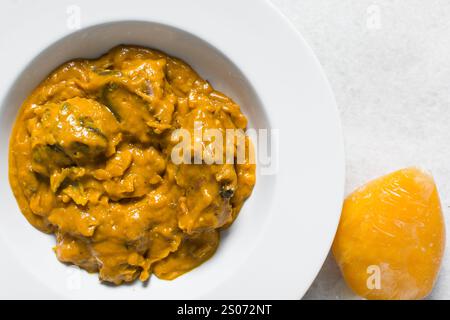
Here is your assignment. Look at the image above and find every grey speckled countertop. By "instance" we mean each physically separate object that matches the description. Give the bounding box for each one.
[270,0,450,299]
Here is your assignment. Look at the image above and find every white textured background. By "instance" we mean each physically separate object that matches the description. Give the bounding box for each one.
[270,0,450,299]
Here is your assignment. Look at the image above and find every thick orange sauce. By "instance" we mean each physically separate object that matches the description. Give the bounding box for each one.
[9,46,255,284]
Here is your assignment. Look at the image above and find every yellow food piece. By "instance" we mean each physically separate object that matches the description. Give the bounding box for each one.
[9,46,255,285]
[333,167,445,299]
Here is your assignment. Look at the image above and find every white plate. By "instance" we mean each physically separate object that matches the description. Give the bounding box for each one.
[0,0,344,299]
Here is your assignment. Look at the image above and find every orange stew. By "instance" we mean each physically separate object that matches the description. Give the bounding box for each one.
[9,46,255,284]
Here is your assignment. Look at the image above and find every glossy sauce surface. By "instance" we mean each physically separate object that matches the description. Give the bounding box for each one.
[9,46,255,284]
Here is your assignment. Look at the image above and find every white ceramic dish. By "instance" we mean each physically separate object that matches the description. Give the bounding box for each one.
[0,0,344,299]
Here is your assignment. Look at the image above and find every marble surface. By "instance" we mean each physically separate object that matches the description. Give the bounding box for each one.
[270,0,450,299]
